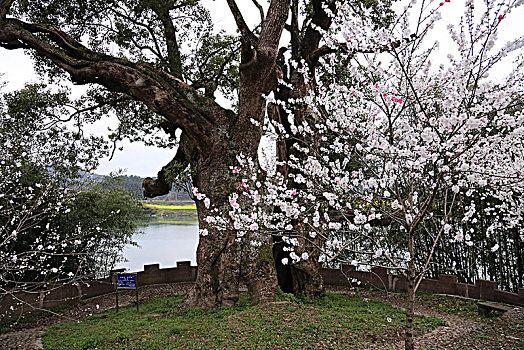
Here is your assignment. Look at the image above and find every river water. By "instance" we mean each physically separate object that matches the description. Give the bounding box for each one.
[115,223,199,272]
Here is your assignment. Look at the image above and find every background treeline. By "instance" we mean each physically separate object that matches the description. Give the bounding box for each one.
[417,191,523,293]
[329,189,523,293]
[0,85,145,294]
[92,173,192,202]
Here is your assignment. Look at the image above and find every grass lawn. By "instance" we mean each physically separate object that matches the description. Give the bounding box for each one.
[404,290,480,318]
[41,292,444,349]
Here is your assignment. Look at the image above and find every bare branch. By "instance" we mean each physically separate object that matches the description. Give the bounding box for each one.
[0,18,226,152]
[251,0,265,22]
[151,6,183,78]
[226,0,258,47]
[309,36,418,64]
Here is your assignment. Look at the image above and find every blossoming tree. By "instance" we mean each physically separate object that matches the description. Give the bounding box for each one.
[0,0,293,308]
[208,0,523,348]
[0,84,142,306]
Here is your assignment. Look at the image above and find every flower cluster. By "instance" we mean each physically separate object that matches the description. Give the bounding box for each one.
[217,0,524,281]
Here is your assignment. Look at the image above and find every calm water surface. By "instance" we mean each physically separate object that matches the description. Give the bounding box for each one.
[115,223,199,272]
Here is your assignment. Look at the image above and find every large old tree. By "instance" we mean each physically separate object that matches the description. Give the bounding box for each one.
[0,0,292,308]
[0,0,389,307]
[268,0,393,297]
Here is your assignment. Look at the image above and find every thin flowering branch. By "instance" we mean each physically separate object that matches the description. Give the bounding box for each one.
[415,189,458,291]
[229,4,524,342]
[1,85,141,301]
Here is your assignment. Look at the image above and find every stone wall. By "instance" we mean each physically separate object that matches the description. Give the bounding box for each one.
[0,261,196,319]
[321,265,524,306]
[2,261,522,320]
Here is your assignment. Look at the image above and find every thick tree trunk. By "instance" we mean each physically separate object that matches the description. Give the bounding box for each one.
[172,0,290,307]
[242,240,279,304]
[271,67,326,298]
[273,235,324,298]
[175,138,279,309]
[0,0,290,310]
[290,256,324,298]
[177,56,282,306]
[178,170,279,308]
[267,0,339,297]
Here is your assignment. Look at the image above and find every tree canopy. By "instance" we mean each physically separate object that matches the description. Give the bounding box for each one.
[1,0,295,309]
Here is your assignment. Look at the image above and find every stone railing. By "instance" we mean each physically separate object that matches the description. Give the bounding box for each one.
[1,261,522,319]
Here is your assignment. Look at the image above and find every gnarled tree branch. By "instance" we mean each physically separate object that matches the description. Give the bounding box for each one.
[0,0,13,22]
[143,130,194,198]
[0,18,235,153]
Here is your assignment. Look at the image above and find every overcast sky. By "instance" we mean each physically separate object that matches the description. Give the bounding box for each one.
[1,0,522,177]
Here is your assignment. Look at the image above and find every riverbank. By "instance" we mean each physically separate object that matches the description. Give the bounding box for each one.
[139,200,197,225]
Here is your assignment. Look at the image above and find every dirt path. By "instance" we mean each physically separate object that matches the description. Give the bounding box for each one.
[366,290,484,349]
[380,310,483,349]
[327,286,523,350]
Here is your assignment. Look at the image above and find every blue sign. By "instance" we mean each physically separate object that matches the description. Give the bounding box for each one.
[117,274,137,289]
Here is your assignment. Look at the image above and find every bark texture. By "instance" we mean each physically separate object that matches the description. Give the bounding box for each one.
[269,0,338,298]
[405,233,416,350]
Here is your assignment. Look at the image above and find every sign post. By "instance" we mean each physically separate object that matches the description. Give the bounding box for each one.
[115,273,139,312]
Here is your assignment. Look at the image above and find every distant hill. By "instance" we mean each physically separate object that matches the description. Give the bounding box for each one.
[86,173,192,201]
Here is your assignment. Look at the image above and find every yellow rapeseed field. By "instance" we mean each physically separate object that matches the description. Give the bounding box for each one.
[143,203,196,210]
